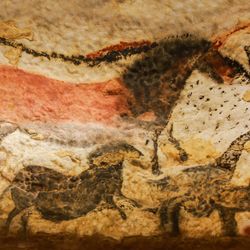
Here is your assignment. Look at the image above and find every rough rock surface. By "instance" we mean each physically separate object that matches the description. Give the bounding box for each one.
[0,0,249,244]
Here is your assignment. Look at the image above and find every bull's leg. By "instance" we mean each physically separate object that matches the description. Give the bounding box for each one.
[159,197,184,236]
[105,195,127,220]
[218,207,237,236]
[151,128,162,175]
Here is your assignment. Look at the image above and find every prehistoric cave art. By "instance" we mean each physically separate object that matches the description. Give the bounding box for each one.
[245,46,250,65]
[156,130,250,236]
[3,143,143,233]
[1,130,249,236]
[0,21,250,239]
[122,35,250,174]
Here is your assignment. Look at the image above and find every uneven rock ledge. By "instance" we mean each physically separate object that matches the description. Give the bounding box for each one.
[0,234,250,250]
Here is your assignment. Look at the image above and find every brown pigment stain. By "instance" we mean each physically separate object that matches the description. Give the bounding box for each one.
[244,226,250,236]
[212,22,250,49]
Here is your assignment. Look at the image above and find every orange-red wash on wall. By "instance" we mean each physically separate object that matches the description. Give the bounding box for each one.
[0,65,131,124]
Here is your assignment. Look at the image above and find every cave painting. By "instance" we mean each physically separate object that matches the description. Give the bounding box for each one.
[1,130,249,236]
[0,22,250,238]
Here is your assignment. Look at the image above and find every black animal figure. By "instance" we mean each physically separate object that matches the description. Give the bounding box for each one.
[148,130,250,236]
[123,35,250,174]
[2,143,143,233]
[123,35,249,121]
[245,46,250,65]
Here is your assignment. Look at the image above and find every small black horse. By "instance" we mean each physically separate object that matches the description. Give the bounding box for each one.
[3,143,143,232]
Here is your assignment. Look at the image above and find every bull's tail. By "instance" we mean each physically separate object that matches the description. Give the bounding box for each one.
[215,130,250,173]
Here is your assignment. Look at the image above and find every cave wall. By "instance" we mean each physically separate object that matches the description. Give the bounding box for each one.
[0,0,249,240]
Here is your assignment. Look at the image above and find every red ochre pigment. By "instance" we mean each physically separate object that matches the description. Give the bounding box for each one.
[85,40,153,59]
[0,65,131,125]
[244,226,250,236]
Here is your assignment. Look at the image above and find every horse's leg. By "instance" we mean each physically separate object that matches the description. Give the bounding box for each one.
[105,195,127,220]
[159,197,184,236]
[218,207,237,236]
[151,128,163,175]
[5,187,33,234]
[5,206,24,234]
[20,209,32,237]
[115,190,142,208]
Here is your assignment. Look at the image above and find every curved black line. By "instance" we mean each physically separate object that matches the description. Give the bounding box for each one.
[0,37,157,67]
[245,46,250,65]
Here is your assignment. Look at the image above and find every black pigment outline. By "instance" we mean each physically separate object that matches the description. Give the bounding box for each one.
[0,36,157,66]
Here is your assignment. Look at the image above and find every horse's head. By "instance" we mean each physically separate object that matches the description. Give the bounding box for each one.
[88,142,143,169]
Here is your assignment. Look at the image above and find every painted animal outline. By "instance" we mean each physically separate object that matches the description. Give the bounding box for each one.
[122,35,250,174]
[2,36,249,177]
[1,143,143,233]
[147,130,250,236]
[123,34,250,121]
[3,35,249,176]
[0,34,249,236]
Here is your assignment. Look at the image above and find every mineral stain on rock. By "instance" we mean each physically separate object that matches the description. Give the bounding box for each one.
[244,226,250,236]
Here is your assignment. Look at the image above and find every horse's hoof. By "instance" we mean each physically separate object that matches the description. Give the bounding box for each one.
[180,152,188,162]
